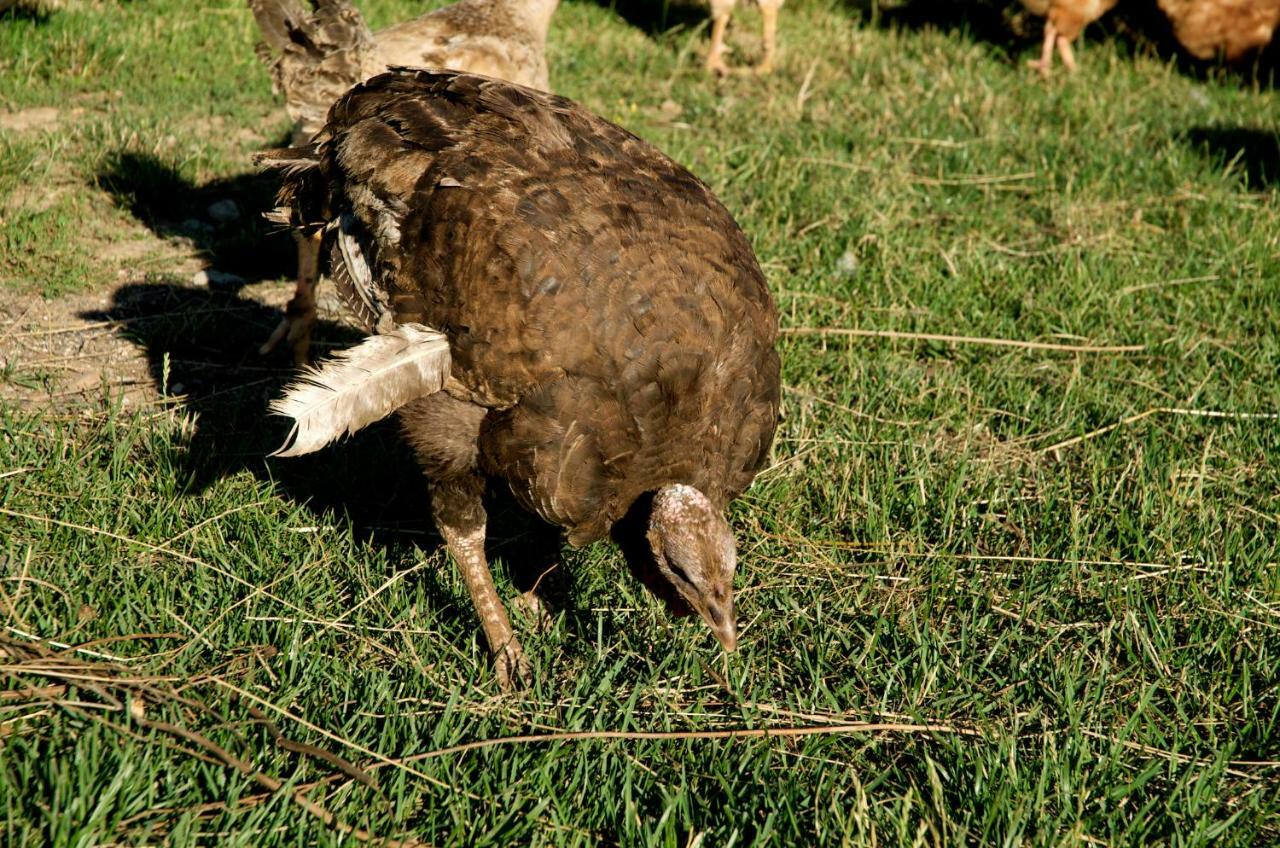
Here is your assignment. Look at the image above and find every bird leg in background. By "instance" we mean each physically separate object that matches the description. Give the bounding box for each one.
[1056,31,1078,72]
[757,0,780,74]
[705,0,734,76]
[1027,20,1059,76]
[431,475,531,691]
[260,229,322,365]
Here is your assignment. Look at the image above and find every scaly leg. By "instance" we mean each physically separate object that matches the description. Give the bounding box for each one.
[757,0,780,74]
[431,475,531,691]
[1027,20,1057,77]
[260,229,321,365]
[1057,34,1077,73]
[705,0,734,76]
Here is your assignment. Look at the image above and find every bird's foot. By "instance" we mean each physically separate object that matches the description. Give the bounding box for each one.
[259,292,316,365]
[516,590,554,633]
[728,59,773,76]
[705,52,732,77]
[1026,58,1052,79]
[495,637,532,692]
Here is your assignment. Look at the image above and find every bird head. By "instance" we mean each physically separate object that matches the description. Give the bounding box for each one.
[645,484,738,651]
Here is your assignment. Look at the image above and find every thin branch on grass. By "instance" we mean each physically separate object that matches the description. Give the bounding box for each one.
[1080,729,1279,780]
[3,634,418,846]
[783,384,918,427]
[757,530,1245,576]
[244,703,377,790]
[0,507,339,648]
[1040,406,1280,456]
[132,712,417,846]
[1116,274,1221,297]
[208,676,462,796]
[779,326,1144,353]
[3,626,173,663]
[388,721,983,763]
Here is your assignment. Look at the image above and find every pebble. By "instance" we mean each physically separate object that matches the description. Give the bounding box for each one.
[835,250,858,277]
[193,269,245,289]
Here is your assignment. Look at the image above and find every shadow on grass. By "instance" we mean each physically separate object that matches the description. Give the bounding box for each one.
[1183,126,1280,191]
[95,151,295,287]
[845,0,1278,84]
[81,280,582,632]
[578,0,710,38]
[848,0,1020,59]
[0,1,52,24]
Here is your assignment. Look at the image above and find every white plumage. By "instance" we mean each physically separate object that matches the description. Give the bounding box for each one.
[270,323,451,457]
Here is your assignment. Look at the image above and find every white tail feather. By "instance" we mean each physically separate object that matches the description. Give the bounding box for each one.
[269,323,451,457]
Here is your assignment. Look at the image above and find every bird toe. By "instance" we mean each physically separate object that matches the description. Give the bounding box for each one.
[495,640,532,692]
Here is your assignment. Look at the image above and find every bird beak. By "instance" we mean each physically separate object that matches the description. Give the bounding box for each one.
[716,620,738,652]
[702,597,737,652]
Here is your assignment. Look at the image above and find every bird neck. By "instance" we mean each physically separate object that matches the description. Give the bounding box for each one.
[506,0,559,40]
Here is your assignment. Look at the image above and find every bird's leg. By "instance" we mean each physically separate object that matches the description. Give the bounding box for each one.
[756,0,780,74]
[431,475,531,691]
[260,228,322,365]
[1027,20,1057,77]
[513,562,558,632]
[705,0,734,76]
[1056,34,1078,73]
[502,516,563,633]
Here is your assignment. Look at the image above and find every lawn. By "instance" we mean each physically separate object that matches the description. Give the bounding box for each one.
[1,0,1279,844]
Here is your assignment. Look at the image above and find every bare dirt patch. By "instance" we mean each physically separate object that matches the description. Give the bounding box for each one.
[0,106,84,134]
[0,273,354,409]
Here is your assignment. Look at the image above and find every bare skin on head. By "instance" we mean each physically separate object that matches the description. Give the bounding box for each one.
[647,485,738,651]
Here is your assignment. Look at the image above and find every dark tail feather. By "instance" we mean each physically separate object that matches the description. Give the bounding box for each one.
[253,144,321,173]
[254,144,325,229]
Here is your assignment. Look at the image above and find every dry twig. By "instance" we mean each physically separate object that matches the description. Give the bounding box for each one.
[780,326,1144,353]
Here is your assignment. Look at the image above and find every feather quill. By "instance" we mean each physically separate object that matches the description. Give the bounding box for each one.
[270,323,451,457]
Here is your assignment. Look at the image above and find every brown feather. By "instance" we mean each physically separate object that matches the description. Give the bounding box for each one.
[1158,0,1280,60]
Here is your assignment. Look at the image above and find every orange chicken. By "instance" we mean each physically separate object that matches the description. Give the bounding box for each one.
[1158,0,1280,61]
[1021,0,1119,76]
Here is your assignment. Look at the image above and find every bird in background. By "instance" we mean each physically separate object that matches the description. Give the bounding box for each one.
[1157,0,1280,61]
[246,0,559,364]
[258,69,782,690]
[1021,0,1119,76]
[705,0,783,76]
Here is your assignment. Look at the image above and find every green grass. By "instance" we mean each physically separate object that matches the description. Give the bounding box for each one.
[2,0,1280,844]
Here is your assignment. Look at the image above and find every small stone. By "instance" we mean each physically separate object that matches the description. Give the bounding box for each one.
[192,268,245,289]
[835,250,858,277]
[206,199,241,223]
[169,382,185,395]
[180,218,212,235]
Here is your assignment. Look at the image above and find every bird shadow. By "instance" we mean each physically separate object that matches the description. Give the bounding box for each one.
[846,0,1279,84]
[848,0,1021,59]
[577,0,711,40]
[0,1,52,25]
[95,151,295,287]
[1182,127,1280,191]
[82,279,586,639]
